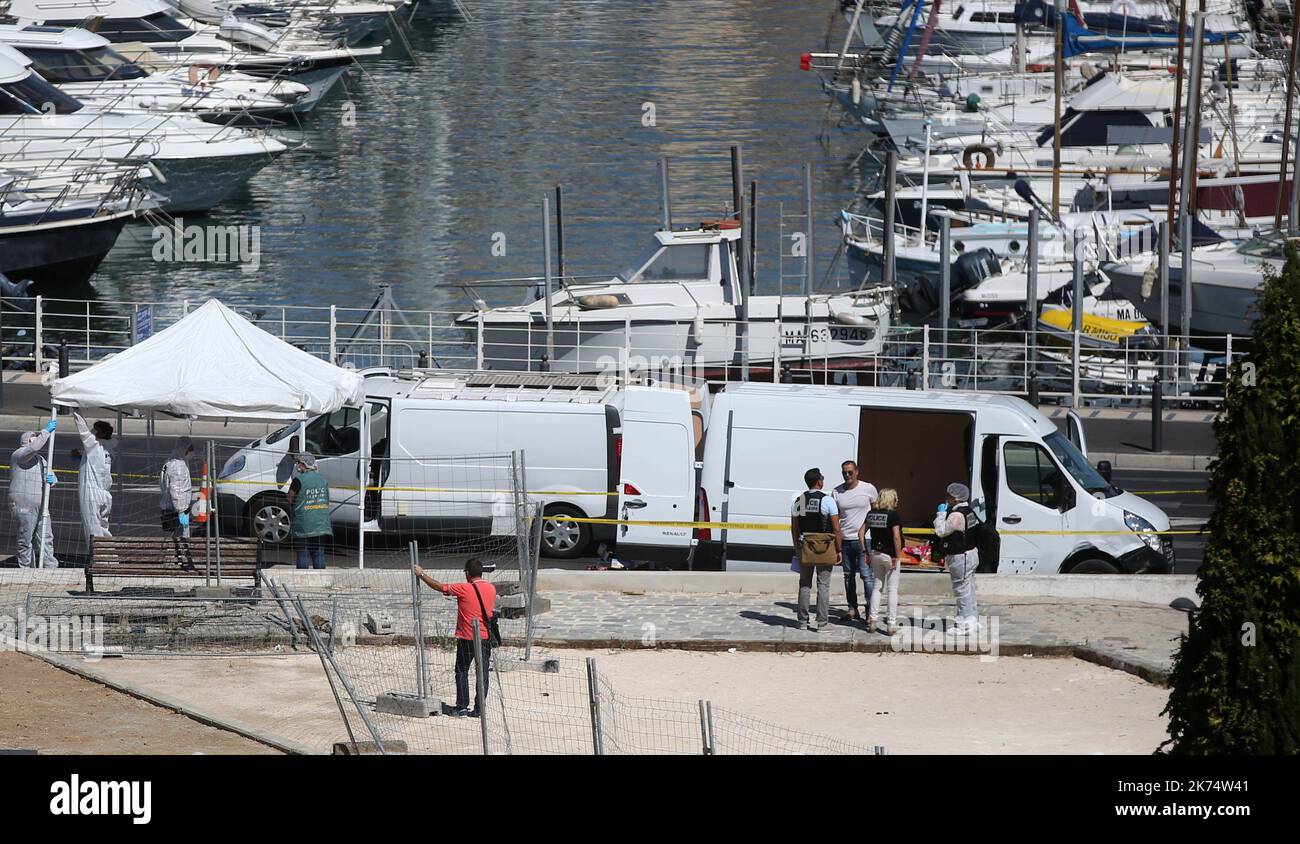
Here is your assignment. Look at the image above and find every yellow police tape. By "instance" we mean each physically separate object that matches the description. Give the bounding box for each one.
[0,466,1208,498]
[0,466,1208,531]
[553,515,1206,536]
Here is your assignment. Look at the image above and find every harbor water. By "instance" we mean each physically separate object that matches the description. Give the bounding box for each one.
[88,0,881,312]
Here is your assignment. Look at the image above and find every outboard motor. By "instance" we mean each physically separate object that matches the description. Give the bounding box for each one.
[896,273,941,315]
[951,248,1002,295]
[0,272,35,299]
[897,248,1001,316]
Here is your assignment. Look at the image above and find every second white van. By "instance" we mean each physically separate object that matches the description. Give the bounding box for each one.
[693,383,1175,574]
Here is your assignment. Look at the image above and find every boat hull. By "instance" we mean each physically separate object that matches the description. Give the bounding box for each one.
[1104,262,1261,338]
[464,314,887,375]
[147,150,283,214]
[0,213,131,287]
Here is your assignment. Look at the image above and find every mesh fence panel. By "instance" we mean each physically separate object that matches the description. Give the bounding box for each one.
[708,705,872,755]
[594,665,707,755]
[22,591,316,655]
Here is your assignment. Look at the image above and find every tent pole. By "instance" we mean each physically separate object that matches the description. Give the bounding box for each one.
[358,404,368,570]
[205,440,213,586]
[35,403,58,569]
[113,411,124,534]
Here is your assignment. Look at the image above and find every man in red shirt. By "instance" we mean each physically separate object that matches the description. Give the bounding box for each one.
[414,558,497,717]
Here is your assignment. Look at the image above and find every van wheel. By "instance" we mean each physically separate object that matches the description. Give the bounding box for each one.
[249,494,291,545]
[1070,557,1119,574]
[541,506,589,559]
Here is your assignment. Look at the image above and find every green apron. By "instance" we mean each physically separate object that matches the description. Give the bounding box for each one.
[291,470,332,538]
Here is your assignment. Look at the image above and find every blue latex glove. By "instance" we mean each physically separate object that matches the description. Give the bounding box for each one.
[45,473,56,485]
[937,502,948,513]
[179,513,190,527]
[43,419,58,433]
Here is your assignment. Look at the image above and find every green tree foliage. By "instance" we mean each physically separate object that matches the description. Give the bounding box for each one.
[1162,244,1300,753]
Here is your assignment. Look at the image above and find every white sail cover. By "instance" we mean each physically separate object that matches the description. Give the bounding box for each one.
[51,299,365,420]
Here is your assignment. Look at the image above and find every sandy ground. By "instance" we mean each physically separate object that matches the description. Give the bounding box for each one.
[81,647,1170,755]
[587,649,1170,754]
[0,651,278,755]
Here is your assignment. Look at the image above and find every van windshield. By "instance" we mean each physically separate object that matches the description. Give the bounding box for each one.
[265,421,300,445]
[1044,431,1116,496]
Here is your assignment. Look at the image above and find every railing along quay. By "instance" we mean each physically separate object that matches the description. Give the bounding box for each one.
[0,293,1244,407]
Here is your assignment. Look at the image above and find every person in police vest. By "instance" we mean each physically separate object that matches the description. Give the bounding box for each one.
[287,453,331,569]
[933,482,982,635]
[791,467,842,632]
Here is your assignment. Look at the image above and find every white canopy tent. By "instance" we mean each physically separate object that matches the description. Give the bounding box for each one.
[50,298,364,419]
[43,298,373,570]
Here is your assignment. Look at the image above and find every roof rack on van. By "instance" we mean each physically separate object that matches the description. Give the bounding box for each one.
[464,372,613,390]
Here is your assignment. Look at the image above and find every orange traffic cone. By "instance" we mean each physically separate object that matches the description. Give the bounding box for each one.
[193,461,210,525]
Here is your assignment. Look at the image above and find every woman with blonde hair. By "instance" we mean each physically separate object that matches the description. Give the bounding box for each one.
[865,487,904,633]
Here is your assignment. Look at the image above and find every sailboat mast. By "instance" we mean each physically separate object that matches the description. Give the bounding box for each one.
[1051,0,1064,216]
[1166,0,1188,239]
[1275,6,1300,230]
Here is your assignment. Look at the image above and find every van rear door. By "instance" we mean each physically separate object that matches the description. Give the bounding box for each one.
[1066,409,1088,457]
[615,387,695,565]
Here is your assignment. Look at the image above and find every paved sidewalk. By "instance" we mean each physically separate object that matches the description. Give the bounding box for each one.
[0,566,1187,684]
[526,591,1185,684]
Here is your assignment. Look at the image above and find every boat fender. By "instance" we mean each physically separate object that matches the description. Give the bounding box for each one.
[1140,261,1157,299]
[576,295,620,310]
[188,64,220,87]
[831,310,871,326]
[692,314,705,344]
[962,144,995,170]
[851,76,862,106]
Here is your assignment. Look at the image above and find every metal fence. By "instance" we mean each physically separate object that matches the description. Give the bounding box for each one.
[302,616,879,756]
[1,289,1246,407]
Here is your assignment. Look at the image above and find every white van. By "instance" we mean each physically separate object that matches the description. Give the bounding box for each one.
[217,371,702,560]
[693,383,1175,574]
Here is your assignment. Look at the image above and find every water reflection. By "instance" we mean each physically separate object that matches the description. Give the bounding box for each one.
[86,0,873,316]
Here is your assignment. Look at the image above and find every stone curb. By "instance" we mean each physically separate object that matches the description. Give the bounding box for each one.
[29,649,319,755]
[534,570,1199,605]
[1090,451,1213,471]
[526,638,1170,686]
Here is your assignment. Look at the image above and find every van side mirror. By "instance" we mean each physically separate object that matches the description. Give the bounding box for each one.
[1059,482,1076,513]
[1096,460,1112,483]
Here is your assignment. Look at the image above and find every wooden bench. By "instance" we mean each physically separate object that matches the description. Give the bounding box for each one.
[86,536,263,593]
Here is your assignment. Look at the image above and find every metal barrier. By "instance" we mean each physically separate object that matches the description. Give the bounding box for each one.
[0,292,1246,406]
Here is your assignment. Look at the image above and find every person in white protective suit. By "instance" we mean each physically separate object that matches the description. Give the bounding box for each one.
[71,412,114,542]
[160,437,195,539]
[8,420,60,568]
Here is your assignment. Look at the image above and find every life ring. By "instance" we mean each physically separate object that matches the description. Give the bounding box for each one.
[188,64,220,87]
[962,144,996,170]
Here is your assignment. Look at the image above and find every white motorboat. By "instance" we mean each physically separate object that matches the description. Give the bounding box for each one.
[455,221,894,377]
[870,0,1250,57]
[0,48,288,213]
[172,0,404,47]
[1,159,155,286]
[0,25,307,122]
[1103,233,1280,338]
[5,0,381,112]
